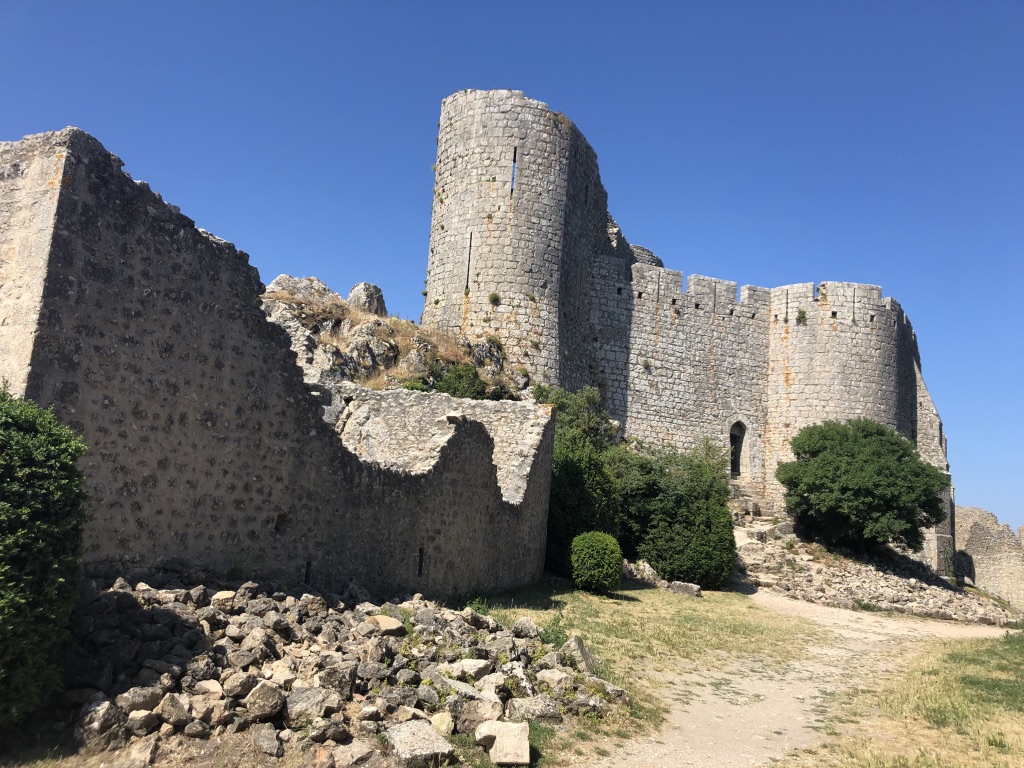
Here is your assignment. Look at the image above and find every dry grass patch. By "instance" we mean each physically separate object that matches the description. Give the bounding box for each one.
[478,578,823,764]
[779,631,1024,768]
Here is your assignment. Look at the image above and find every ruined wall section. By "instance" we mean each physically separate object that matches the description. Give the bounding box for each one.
[0,132,67,392]
[422,90,608,390]
[956,506,1024,611]
[3,128,552,599]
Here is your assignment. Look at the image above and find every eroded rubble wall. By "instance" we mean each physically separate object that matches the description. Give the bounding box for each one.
[955,506,1024,611]
[0,127,553,599]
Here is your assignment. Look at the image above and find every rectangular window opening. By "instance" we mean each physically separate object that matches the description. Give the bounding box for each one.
[831,311,838,319]
[510,146,517,197]
[616,287,622,295]
[695,302,701,310]
[670,298,677,305]
[637,291,644,299]
[728,309,734,316]
[869,314,876,322]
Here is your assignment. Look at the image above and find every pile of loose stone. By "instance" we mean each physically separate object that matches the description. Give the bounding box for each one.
[64,577,627,767]
[736,520,1020,626]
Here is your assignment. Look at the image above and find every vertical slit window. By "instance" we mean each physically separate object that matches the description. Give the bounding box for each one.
[466,233,473,291]
[510,146,517,197]
[417,547,425,576]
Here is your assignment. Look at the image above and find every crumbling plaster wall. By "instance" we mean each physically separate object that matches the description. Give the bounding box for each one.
[0,127,553,599]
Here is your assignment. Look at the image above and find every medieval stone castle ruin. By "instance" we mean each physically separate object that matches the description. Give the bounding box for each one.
[423,89,955,568]
[2,89,1023,608]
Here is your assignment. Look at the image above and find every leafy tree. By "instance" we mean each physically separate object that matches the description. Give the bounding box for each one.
[0,387,88,728]
[776,419,950,553]
[533,386,619,574]
[534,386,735,588]
[570,531,623,594]
[631,439,735,588]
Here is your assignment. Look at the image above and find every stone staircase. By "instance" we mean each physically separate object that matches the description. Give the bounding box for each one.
[728,477,764,521]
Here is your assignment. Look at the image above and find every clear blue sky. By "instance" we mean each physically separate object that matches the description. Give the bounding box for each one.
[3,2,1022,530]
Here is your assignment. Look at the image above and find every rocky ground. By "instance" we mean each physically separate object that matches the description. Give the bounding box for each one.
[262,276,522,396]
[45,575,627,767]
[734,516,1019,626]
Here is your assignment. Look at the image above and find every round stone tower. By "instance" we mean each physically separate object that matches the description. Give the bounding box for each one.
[421,90,608,389]
[762,281,919,506]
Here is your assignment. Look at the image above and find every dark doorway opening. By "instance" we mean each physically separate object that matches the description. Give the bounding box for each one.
[730,422,746,478]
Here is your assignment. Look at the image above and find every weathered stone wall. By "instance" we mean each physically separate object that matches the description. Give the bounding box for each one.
[421,89,954,570]
[956,506,1024,611]
[764,282,915,506]
[422,89,608,390]
[0,127,553,599]
[0,131,65,393]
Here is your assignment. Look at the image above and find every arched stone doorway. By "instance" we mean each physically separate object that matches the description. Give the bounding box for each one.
[730,421,746,478]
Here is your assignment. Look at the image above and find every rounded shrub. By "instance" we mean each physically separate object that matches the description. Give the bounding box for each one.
[571,531,623,594]
[434,363,487,400]
[0,387,88,729]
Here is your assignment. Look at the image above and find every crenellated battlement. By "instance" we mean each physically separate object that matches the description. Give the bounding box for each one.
[422,88,954,574]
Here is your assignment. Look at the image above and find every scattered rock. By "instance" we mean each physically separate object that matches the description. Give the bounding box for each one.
[251,722,283,758]
[455,698,504,735]
[76,698,127,751]
[505,694,562,725]
[475,719,531,765]
[386,719,456,766]
[430,711,454,736]
[57,578,631,765]
[244,681,286,721]
[560,635,598,674]
[668,581,703,597]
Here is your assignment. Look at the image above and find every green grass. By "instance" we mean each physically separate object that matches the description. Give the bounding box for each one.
[779,631,1024,768]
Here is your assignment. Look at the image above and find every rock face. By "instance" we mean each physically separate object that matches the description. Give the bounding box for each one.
[736,518,1019,625]
[347,282,387,316]
[0,128,553,600]
[62,578,629,764]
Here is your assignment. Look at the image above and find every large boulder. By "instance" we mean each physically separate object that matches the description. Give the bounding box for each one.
[348,282,387,317]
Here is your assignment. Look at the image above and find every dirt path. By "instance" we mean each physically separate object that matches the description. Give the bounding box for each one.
[586,591,1007,768]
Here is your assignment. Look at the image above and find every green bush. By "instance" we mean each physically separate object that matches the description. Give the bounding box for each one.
[776,419,950,552]
[534,386,735,587]
[401,379,430,392]
[571,532,622,594]
[0,387,88,728]
[534,386,618,575]
[434,363,487,399]
[632,439,736,588]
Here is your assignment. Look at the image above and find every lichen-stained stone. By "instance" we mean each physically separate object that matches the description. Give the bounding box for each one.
[385,719,455,765]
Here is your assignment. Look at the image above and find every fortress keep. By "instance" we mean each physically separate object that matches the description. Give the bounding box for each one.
[422,89,953,569]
